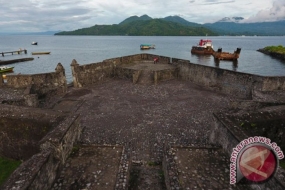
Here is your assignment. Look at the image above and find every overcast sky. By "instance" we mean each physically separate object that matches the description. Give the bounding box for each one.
[1,0,285,33]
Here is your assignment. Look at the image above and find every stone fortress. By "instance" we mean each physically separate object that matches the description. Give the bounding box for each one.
[0,53,285,189]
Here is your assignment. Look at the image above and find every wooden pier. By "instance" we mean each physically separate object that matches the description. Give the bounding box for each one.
[1,49,27,57]
[0,57,34,65]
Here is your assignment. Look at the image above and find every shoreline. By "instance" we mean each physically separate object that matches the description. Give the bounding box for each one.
[0,57,34,65]
[257,48,285,61]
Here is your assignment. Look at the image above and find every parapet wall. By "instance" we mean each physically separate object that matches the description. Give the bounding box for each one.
[1,113,82,190]
[70,54,171,87]
[5,63,67,96]
[177,61,285,99]
[0,105,66,161]
[2,54,284,101]
[70,53,285,99]
[210,110,285,189]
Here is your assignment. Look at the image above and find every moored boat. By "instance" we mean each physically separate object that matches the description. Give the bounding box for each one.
[191,39,215,55]
[31,52,51,55]
[212,48,241,60]
[0,66,14,73]
[31,42,38,45]
[140,44,155,50]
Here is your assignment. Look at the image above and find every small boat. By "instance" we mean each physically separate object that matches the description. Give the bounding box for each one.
[0,66,14,73]
[212,48,241,60]
[140,44,155,50]
[191,39,215,55]
[31,52,51,55]
[31,42,38,45]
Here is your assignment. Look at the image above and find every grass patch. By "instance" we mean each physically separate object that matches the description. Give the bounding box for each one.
[264,45,285,55]
[147,161,161,166]
[0,157,21,186]
[129,167,140,190]
[69,145,80,157]
[158,169,166,188]
[280,160,285,170]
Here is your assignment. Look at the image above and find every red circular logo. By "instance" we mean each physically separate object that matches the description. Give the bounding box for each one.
[239,145,277,182]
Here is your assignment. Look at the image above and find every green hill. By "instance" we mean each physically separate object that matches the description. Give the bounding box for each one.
[55,18,216,36]
[163,16,201,27]
[119,14,152,25]
[55,14,285,36]
[204,20,285,36]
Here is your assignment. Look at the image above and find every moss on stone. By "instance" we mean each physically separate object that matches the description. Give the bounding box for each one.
[0,157,21,186]
[263,45,285,55]
[280,160,285,170]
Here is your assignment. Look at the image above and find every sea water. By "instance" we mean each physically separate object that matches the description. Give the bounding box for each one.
[1,35,285,83]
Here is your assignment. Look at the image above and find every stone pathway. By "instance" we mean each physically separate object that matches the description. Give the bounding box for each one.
[170,146,252,190]
[51,78,254,189]
[52,146,123,190]
[0,86,25,105]
[123,62,176,71]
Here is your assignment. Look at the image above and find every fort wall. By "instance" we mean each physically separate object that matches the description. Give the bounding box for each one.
[70,53,285,100]
[210,110,285,189]
[177,61,285,99]
[1,108,82,190]
[5,63,67,96]
[1,53,285,189]
[71,54,175,87]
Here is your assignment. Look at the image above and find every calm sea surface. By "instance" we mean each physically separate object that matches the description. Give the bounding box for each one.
[1,35,285,83]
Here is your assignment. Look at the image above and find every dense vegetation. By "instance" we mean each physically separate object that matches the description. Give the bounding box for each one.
[280,160,285,170]
[263,45,285,54]
[204,20,285,36]
[119,14,152,25]
[162,16,201,27]
[55,14,285,36]
[0,157,21,186]
[56,19,216,36]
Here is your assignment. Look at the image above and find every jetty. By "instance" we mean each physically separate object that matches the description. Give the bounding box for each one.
[257,48,285,61]
[1,49,27,57]
[0,57,34,65]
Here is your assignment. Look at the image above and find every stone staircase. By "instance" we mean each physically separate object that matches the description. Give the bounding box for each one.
[137,70,154,85]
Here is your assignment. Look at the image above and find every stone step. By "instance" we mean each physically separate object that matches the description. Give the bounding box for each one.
[137,70,153,85]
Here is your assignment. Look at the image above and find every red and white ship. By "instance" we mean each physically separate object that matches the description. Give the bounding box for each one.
[191,39,215,55]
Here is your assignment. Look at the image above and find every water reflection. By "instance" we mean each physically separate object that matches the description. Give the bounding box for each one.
[190,54,212,65]
[232,60,238,71]
[214,59,238,71]
[214,59,220,68]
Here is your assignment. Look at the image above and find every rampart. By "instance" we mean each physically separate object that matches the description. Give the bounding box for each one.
[1,105,82,190]
[6,63,67,97]
[1,53,285,189]
[1,63,67,107]
[70,54,172,87]
[210,108,285,189]
[70,53,285,100]
[0,105,66,161]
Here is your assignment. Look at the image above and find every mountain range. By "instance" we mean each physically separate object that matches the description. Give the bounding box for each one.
[54,15,285,36]
[0,31,61,35]
[217,17,245,23]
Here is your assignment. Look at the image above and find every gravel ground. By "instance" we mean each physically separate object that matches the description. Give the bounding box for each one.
[59,78,240,189]
[1,77,246,189]
[76,79,232,160]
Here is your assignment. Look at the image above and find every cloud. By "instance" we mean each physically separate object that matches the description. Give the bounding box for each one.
[199,0,235,5]
[0,0,103,32]
[242,0,285,23]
